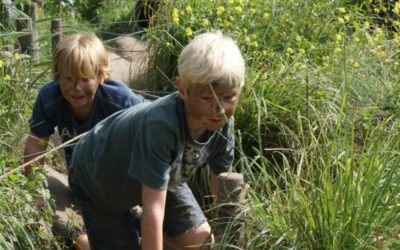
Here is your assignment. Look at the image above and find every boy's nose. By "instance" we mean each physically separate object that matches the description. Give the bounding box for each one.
[214,102,225,115]
[74,79,83,91]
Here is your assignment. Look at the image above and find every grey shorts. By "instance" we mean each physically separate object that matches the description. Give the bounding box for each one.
[70,180,206,249]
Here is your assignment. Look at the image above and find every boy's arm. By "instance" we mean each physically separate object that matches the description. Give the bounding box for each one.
[141,184,167,250]
[23,133,49,176]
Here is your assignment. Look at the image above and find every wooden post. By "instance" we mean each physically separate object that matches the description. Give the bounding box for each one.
[15,17,38,61]
[2,45,13,58]
[51,19,62,53]
[215,172,247,246]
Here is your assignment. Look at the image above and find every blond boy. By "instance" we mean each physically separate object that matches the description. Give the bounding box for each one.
[69,31,245,249]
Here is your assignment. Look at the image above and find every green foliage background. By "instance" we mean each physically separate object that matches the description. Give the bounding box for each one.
[0,0,399,249]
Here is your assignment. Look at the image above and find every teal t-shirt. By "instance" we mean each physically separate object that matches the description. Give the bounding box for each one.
[71,92,235,212]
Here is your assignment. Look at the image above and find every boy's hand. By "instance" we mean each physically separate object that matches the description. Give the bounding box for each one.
[23,165,33,176]
[23,133,49,176]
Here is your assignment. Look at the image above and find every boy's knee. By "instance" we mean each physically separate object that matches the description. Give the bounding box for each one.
[172,221,214,249]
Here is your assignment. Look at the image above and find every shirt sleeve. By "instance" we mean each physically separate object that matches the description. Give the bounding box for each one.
[126,91,147,106]
[207,118,235,175]
[128,121,177,190]
[29,90,56,137]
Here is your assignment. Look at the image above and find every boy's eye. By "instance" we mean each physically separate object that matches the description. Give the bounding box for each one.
[200,96,213,101]
[223,95,236,102]
[64,76,73,81]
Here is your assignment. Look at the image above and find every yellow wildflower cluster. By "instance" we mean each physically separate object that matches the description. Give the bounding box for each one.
[0,60,3,69]
[217,6,225,15]
[185,27,193,37]
[172,8,179,25]
[202,18,210,27]
[394,2,400,15]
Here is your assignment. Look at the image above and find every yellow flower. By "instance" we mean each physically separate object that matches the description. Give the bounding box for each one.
[217,6,225,15]
[262,50,268,56]
[0,60,3,68]
[263,13,270,19]
[364,21,370,29]
[338,17,345,24]
[14,53,20,60]
[229,16,234,21]
[245,36,250,43]
[336,33,343,41]
[202,19,210,26]
[243,28,248,33]
[394,2,400,14]
[251,41,258,48]
[334,47,342,53]
[376,27,383,36]
[338,7,346,13]
[172,8,179,24]
[172,8,179,18]
[287,47,294,54]
[185,27,193,37]
[228,0,234,4]
[296,35,302,42]
[250,8,256,14]
[235,6,242,13]
[185,6,192,13]
[4,74,11,81]
[344,15,350,22]
[352,60,360,68]
[299,48,305,54]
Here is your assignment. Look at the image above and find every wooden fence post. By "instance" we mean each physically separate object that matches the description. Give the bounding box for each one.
[215,172,247,247]
[15,17,38,61]
[51,19,62,53]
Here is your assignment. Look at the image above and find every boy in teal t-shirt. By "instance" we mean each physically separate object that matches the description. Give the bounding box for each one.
[70,31,246,249]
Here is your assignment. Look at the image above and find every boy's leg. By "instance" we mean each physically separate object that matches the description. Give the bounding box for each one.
[69,179,140,249]
[164,182,213,249]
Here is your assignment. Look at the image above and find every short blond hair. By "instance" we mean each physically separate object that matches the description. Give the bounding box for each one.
[178,31,245,89]
[52,33,111,81]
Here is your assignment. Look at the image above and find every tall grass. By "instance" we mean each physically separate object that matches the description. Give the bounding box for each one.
[146,0,400,248]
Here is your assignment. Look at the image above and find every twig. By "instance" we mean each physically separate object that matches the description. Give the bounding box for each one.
[0,132,88,180]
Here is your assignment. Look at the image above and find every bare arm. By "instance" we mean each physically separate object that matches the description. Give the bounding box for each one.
[141,184,167,250]
[23,133,49,176]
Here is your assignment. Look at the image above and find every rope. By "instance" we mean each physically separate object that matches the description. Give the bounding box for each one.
[0,132,88,181]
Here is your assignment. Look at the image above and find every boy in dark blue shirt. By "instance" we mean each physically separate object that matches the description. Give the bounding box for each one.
[23,32,145,249]
[23,32,145,174]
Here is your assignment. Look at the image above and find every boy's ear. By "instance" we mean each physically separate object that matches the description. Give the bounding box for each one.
[176,78,187,100]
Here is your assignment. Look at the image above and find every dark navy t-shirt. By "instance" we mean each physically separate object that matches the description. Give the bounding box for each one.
[29,79,146,166]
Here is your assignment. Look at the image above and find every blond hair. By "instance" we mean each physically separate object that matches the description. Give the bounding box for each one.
[178,31,245,89]
[52,33,111,81]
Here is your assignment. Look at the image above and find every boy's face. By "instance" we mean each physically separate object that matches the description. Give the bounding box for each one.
[59,74,103,113]
[178,81,241,134]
